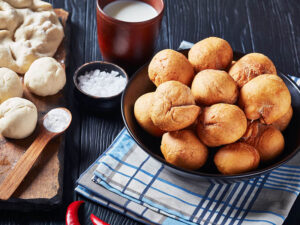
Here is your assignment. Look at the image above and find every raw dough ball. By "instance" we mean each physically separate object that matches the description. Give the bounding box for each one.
[191,69,238,106]
[242,121,285,162]
[161,130,208,170]
[188,37,233,72]
[197,103,247,147]
[24,57,66,96]
[272,106,293,131]
[151,81,201,131]
[214,142,260,175]
[0,97,37,139]
[0,1,64,74]
[148,49,194,86]
[239,74,291,124]
[0,67,23,103]
[228,53,277,88]
[134,92,164,137]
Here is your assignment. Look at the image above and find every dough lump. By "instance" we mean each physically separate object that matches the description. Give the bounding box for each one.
[188,37,233,72]
[0,67,23,103]
[24,57,66,96]
[191,69,238,106]
[0,0,64,74]
[4,0,33,8]
[134,92,164,137]
[161,130,208,170]
[0,97,37,139]
[197,103,247,147]
[214,142,260,175]
[229,53,277,88]
[242,121,285,162]
[272,106,293,131]
[151,81,201,131]
[239,74,291,124]
[148,49,194,86]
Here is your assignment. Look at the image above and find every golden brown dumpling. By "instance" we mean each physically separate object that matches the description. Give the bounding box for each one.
[228,53,277,88]
[161,130,208,170]
[134,92,164,137]
[272,106,293,131]
[151,81,201,131]
[191,69,238,106]
[188,37,233,72]
[197,103,247,147]
[214,142,260,175]
[256,127,284,162]
[242,121,285,162]
[148,49,194,86]
[239,74,291,124]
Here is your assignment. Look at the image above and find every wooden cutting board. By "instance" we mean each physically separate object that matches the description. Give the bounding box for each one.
[0,9,69,208]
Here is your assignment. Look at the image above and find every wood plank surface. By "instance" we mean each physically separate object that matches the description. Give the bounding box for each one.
[0,0,300,224]
[0,9,68,203]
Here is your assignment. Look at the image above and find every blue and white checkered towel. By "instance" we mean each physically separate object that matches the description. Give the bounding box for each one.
[76,41,300,225]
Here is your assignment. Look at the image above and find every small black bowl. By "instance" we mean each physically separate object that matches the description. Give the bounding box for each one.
[121,49,300,182]
[73,61,128,112]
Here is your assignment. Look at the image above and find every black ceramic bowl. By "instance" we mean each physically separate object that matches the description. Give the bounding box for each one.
[73,61,128,112]
[121,49,300,182]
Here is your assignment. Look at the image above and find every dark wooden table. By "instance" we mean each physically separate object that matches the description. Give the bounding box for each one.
[1,0,300,224]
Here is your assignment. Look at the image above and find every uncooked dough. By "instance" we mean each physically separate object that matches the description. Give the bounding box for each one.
[24,57,66,96]
[0,67,23,103]
[0,97,38,139]
[0,0,64,74]
[4,0,33,8]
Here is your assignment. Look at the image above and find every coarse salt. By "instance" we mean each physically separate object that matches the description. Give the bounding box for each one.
[77,69,127,97]
[43,108,71,133]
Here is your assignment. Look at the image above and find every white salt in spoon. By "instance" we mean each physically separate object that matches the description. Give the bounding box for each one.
[0,108,72,200]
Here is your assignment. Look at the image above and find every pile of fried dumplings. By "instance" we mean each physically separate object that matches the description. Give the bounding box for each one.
[134,37,292,175]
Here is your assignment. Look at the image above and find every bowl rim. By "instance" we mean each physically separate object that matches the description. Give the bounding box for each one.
[121,49,300,179]
[73,61,129,100]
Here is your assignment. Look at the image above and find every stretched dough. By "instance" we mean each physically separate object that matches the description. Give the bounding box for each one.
[0,0,64,74]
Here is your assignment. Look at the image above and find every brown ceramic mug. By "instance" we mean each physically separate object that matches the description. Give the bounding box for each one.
[96,0,164,74]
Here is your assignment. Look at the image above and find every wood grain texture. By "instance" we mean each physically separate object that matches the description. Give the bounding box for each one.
[0,0,300,224]
[0,129,55,200]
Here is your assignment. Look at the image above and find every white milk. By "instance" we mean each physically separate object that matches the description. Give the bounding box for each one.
[103,0,158,22]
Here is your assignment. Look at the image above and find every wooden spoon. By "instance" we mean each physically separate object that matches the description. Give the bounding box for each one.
[0,107,72,200]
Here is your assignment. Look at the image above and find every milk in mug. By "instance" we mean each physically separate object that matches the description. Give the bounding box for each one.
[103,0,158,22]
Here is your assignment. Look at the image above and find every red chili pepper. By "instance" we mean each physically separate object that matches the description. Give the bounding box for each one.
[90,213,110,225]
[66,200,84,225]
